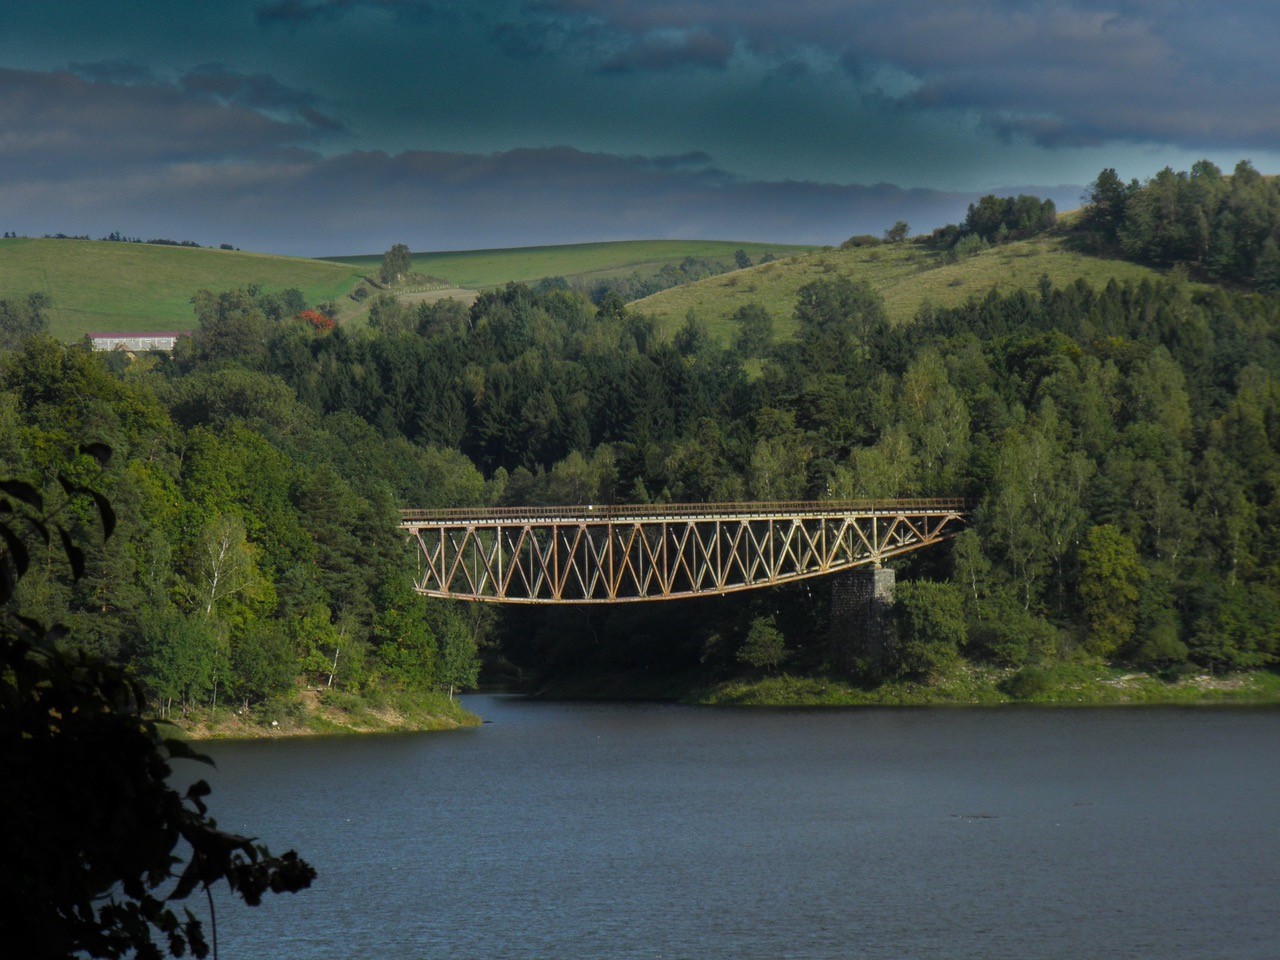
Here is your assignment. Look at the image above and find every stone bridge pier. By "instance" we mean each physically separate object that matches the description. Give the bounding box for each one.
[829,565,896,673]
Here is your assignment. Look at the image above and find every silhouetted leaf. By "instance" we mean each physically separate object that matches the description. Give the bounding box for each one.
[86,489,117,539]
[16,615,45,635]
[164,738,213,766]
[80,442,113,466]
[55,479,116,537]
[57,526,86,580]
[0,480,42,510]
[0,523,31,577]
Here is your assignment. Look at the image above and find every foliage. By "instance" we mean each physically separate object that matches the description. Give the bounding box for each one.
[436,606,480,698]
[963,195,1056,243]
[0,291,50,349]
[736,615,789,672]
[5,153,1280,709]
[925,194,1055,253]
[893,581,966,680]
[999,664,1056,699]
[840,234,882,250]
[379,244,412,285]
[731,303,774,358]
[325,239,811,291]
[0,459,313,959]
[1078,524,1147,656]
[297,309,335,332]
[588,255,743,303]
[1077,159,1280,286]
[884,220,911,243]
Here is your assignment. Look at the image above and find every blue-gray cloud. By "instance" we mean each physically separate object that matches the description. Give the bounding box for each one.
[0,67,317,179]
[181,64,345,132]
[521,0,1280,151]
[0,68,1083,257]
[600,30,733,73]
[1,1,1275,255]
[69,59,160,86]
[256,0,438,25]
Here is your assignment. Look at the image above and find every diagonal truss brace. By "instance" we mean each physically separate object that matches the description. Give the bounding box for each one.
[402,499,972,604]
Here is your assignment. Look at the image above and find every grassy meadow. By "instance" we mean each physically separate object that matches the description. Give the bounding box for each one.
[326,239,815,290]
[3,232,1197,345]
[633,234,1196,343]
[0,238,365,339]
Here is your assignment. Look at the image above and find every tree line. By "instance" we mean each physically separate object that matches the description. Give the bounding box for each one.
[155,263,1280,687]
[0,291,483,720]
[2,157,1278,701]
[1080,160,1280,289]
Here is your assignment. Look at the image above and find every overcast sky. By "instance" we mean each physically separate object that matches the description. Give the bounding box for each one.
[2,1,1277,256]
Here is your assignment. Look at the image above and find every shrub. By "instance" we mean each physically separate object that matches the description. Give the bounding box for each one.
[737,616,789,672]
[1000,665,1055,699]
[840,234,882,249]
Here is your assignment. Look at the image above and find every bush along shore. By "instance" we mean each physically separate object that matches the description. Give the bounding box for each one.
[527,662,1280,708]
[700,664,1280,707]
[166,687,480,740]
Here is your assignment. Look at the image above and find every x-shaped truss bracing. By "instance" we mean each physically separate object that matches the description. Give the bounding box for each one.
[401,499,972,604]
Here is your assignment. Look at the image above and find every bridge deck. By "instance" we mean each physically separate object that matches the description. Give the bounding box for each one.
[401,499,973,604]
[400,498,970,526]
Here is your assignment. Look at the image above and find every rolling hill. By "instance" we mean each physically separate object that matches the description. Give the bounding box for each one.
[0,238,367,339]
[631,233,1198,344]
[3,237,816,340]
[1,232,1205,346]
[325,239,814,290]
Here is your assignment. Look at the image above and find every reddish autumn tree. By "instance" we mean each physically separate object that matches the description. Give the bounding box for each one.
[297,310,335,332]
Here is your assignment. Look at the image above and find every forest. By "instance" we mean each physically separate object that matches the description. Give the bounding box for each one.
[1,160,1279,717]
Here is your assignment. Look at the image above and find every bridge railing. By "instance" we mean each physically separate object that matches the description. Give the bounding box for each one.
[399,498,974,525]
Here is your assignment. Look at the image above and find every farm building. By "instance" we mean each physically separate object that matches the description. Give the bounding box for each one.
[86,331,189,352]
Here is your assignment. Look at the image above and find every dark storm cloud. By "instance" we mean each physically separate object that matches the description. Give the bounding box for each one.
[525,0,1280,151]
[0,67,317,178]
[256,0,438,25]
[0,78,1082,256]
[180,64,345,132]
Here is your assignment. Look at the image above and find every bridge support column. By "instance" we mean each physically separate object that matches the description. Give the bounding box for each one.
[829,566,896,674]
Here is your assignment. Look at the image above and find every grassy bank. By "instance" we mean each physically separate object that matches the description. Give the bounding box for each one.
[632,233,1196,344]
[702,665,1280,708]
[171,686,480,741]
[325,239,815,290]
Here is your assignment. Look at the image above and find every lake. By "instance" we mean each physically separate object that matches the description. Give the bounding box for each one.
[196,697,1280,959]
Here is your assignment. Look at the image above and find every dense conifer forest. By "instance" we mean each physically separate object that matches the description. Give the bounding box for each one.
[2,161,1279,714]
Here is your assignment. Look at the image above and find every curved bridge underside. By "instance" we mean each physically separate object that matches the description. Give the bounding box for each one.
[401,499,971,604]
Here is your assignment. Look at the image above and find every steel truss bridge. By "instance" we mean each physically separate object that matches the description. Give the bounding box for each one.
[401,499,971,604]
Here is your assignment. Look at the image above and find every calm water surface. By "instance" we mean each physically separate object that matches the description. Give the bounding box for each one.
[196,697,1280,959]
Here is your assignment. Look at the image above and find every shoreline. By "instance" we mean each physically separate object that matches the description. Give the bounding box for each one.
[163,687,482,741]
[159,668,1280,741]
[534,665,1280,709]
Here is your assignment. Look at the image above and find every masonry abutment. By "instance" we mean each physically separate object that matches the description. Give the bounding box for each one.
[829,566,896,673]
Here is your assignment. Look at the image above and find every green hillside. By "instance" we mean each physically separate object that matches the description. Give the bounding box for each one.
[326,239,815,290]
[632,233,1198,343]
[2,232,1202,345]
[0,238,365,339]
